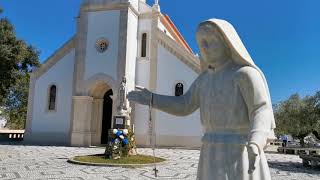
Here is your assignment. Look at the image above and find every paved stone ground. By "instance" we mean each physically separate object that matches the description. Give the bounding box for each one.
[0,143,319,180]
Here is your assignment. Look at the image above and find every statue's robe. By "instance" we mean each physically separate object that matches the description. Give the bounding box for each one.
[153,62,272,180]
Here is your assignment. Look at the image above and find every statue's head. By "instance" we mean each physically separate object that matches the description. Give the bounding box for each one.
[196,19,276,139]
[196,21,231,68]
[122,76,126,83]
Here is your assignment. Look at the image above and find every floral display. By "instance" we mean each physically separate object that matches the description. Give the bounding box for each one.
[105,128,136,159]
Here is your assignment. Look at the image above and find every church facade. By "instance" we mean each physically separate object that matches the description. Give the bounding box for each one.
[25,0,203,147]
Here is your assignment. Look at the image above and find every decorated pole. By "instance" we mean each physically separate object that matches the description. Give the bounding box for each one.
[149,93,158,177]
[136,86,158,177]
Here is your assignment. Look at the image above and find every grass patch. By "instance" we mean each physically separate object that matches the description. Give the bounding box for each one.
[73,154,166,164]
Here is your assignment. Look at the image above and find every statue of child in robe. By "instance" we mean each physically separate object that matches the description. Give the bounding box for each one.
[118,76,128,112]
[128,19,276,180]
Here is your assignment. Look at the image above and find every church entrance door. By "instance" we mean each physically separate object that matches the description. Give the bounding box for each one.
[101,89,113,144]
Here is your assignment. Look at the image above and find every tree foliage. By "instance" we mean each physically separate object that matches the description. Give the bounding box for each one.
[0,9,40,129]
[274,92,320,147]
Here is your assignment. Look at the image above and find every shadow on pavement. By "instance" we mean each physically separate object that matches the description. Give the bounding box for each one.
[268,160,320,174]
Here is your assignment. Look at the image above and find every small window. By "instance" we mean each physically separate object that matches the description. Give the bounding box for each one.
[175,83,184,96]
[141,33,147,57]
[48,85,57,111]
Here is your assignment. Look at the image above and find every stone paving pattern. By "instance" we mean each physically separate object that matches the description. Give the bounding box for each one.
[0,143,319,180]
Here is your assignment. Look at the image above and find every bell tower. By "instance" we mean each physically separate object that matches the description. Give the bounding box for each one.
[70,0,139,146]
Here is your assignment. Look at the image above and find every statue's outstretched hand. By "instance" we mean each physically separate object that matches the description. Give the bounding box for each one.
[127,87,152,106]
[247,144,260,174]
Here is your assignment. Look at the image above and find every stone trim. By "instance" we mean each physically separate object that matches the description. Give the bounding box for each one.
[91,98,104,145]
[157,29,201,74]
[25,74,36,135]
[148,7,161,146]
[117,9,129,83]
[70,11,90,146]
[81,2,139,17]
[83,73,117,98]
[72,96,93,101]
[70,96,94,146]
[139,12,153,19]
[73,11,89,96]
[32,37,75,79]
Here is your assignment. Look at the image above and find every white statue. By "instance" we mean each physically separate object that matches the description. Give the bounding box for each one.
[118,76,128,112]
[128,19,276,180]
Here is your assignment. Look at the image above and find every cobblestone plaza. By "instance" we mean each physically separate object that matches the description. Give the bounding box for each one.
[0,143,319,180]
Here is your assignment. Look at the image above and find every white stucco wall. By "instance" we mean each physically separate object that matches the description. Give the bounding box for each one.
[84,10,120,81]
[155,45,202,137]
[32,49,75,135]
[134,17,152,138]
[134,59,150,136]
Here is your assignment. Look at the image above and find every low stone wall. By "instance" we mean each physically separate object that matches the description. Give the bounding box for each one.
[278,147,320,155]
[0,130,24,141]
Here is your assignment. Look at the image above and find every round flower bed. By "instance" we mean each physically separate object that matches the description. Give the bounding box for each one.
[68,128,166,167]
[68,154,166,167]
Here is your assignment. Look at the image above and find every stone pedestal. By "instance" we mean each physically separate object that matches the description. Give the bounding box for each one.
[70,96,93,146]
[113,114,131,129]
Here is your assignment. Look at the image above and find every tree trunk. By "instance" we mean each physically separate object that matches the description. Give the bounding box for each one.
[312,131,320,140]
[300,137,305,147]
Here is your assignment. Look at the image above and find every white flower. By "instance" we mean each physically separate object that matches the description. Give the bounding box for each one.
[123,129,128,135]
[113,129,118,134]
[119,135,125,140]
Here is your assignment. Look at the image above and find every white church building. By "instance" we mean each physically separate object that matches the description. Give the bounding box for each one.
[25,0,202,147]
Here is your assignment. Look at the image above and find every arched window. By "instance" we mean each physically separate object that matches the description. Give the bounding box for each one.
[141,33,147,57]
[48,85,57,111]
[175,83,184,96]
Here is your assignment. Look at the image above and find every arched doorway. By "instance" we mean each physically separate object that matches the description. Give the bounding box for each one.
[101,89,113,144]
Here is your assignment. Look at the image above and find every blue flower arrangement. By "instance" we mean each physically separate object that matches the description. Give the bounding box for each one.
[112,129,129,146]
[105,128,136,159]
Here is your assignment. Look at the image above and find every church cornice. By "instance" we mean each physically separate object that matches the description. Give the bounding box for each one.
[156,29,201,74]
[32,36,76,79]
[80,2,139,17]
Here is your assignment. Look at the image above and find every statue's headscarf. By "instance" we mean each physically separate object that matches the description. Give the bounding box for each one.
[199,19,276,140]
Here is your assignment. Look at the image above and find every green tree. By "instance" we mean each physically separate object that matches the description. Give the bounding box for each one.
[310,91,320,139]
[274,93,320,147]
[0,9,40,129]
[3,76,30,129]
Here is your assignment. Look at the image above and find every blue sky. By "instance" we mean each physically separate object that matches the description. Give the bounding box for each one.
[1,0,319,103]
